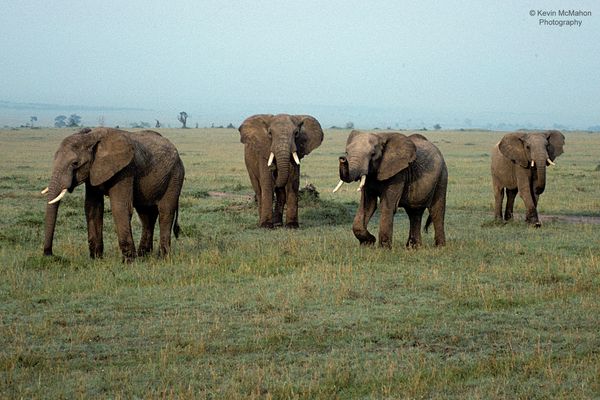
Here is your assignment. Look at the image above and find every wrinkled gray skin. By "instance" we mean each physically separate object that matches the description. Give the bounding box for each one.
[491,130,565,226]
[239,114,323,228]
[339,131,447,248]
[43,127,185,261]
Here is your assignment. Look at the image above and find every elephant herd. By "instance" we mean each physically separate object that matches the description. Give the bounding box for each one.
[40,116,565,261]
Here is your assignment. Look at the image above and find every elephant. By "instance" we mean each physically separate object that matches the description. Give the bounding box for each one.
[42,127,185,261]
[491,130,565,226]
[239,114,324,228]
[333,130,447,248]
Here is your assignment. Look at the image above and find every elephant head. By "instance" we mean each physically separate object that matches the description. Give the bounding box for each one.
[335,131,417,191]
[42,128,134,255]
[239,114,324,188]
[498,130,565,195]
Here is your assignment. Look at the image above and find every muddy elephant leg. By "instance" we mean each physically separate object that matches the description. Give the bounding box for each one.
[405,208,425,248]
[504,188,518,221]
[85,184,104,258]
[108,178,136,262]
[273,187,285,227]
[156,169,184,257]
[352,189,377,245]
[284,164,300,228]
[137,205,158,256]
[516,175,540,226]
[493,185,504,221]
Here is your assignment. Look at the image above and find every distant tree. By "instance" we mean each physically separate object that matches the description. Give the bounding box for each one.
[195,123,199,128]
[433,123,442,130]
[130,121,151,128]
[345,121,355,129]
[155,120,161,128]
[178,112,188,128]
[54,115,67,128]
[67,114,82,127]
[30,116,37,128]
[226,123,235,129]
[98,116,105,126]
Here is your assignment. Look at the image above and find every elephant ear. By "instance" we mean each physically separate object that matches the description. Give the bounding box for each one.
[239,114,273,155]
[90,131,134,186]
[377,133,417,181]
[292,115,324,157]
[498,132,528,168]
[546,130,565,160]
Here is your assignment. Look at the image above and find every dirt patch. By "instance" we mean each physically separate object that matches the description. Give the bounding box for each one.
[538,214,600,225]
[208,191,253,201]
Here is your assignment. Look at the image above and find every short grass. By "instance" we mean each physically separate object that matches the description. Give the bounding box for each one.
[1,127,599,399]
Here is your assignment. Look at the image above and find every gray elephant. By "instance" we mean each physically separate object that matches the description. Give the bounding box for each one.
[491,130,565,226]
[334,131,447,248]
[42,127,185,261]
[239,114,324,228]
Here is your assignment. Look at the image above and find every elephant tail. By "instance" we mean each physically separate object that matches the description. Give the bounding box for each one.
[172,207,181,239]
[424,214,432,234]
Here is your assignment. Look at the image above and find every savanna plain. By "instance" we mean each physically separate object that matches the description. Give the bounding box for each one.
[1,127,599,399]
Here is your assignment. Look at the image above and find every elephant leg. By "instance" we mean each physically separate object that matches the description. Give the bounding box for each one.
[504,188,518,221]
[284,165,300,229]
[352,189,377,245]
[406,208,425,248]
[85,184,104,258]
[273,187,285,227]
[493,185,504,221]
[257,166,275,228]
[137,205,158,256]
[156,170,184,257]
[516,176,540,226]
[108,178,136,262]
[428,186,446,246]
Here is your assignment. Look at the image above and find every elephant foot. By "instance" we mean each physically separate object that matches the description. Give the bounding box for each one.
[260,221,274,229]
[356,232,376,246]
[379,240,392,249]
[405,237,422,249]
[137,248,152,257]
[285,222,299,229]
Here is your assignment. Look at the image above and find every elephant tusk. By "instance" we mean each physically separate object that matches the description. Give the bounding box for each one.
[267,152,275,167]
[531,160,535,167]
[292,152,300,165]
[41,187,49,195]
[48,188,68,204]
[332,180,344,193]
[547,158,556,166]
[357,175,367,191]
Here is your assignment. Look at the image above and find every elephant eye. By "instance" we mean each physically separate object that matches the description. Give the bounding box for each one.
[71,160,79,167]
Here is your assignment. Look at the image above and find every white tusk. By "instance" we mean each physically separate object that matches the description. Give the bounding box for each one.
[332,180,344,193]
[357,175,367,191]
[41,187,49,195]
[531,160,535,167]
[292,152,300,165]
[48,188,68,204]
[267,152,275,167]
[547,158,555,166]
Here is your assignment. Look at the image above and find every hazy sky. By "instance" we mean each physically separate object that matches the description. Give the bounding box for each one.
[1,0,599,128]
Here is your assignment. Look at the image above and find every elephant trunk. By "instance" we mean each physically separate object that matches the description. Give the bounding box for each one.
[534,161,546,195]
[345,157,365,183]
[339,157,350,182]
[42,170,71,256]
[274,150,291,188]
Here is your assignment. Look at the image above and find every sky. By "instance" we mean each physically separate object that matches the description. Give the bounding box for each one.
[1,0,599,129]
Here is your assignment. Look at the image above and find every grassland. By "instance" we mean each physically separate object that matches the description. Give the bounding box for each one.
[1,127,599,399]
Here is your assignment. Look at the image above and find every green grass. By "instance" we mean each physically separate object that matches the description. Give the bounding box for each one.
[1,127,599,399]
